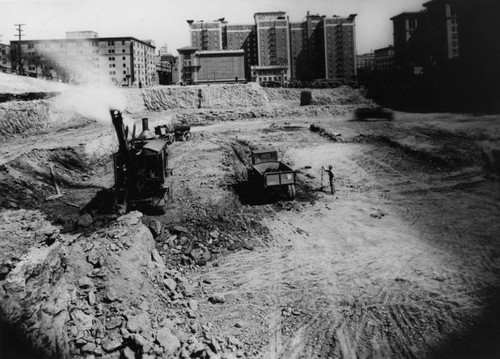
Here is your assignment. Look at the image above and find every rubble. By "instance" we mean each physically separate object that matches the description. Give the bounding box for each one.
[208,294,226,304]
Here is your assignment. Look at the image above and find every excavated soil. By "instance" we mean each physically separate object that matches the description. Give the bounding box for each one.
[1,73,500,359]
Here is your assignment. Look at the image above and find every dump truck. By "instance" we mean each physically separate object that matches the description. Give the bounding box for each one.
[248,149,297,199]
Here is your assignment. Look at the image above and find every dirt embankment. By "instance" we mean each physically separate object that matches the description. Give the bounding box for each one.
[263,86,372,106]
[0,72,369,141]
[142,83,269,111]
[0,210,193,359]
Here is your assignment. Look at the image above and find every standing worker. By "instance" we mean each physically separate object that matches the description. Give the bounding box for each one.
[322,165,335,195]
[197,89,203,109]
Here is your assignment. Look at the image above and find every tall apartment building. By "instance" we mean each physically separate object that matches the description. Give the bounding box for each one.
[324,14,357,80]
[423,0,459,64]
[251,12,291,83]
[225,24,258,79]
[10,31,156,86]
[187,20,224,51]
[289,12,325,81]
[0,43,11,72]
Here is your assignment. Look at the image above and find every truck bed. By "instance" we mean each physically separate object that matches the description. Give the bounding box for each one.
[251,161,296,187]
[252,161,293,175]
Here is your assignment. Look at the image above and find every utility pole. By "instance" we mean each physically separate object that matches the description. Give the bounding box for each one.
[14,24,24,74]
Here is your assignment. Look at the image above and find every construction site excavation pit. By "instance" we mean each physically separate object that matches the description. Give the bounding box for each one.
[1,74,500,359]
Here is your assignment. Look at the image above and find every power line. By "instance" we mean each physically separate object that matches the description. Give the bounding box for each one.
[14,24,25,74]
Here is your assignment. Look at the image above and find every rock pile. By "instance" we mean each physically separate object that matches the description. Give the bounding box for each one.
[0,208,257,358]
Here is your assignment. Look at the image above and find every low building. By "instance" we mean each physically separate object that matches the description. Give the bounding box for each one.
[178,47,244,84]
[196,50,245,83]
[374,45,395,81]
[356,52,375,70]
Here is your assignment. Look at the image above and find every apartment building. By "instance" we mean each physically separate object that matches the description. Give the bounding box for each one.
[186,11,357,84]
[187,20,224,51]
[10,31,156,86]
[225,24,258,79]
[289,12,325,81]
[251,12,290,83]
[323,14,357,80]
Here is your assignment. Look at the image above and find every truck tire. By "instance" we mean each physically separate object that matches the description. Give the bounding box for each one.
[287,184,296,199]
[182,131,192,141]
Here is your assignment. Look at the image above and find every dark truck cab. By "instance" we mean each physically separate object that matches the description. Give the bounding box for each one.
[248,149,297,199]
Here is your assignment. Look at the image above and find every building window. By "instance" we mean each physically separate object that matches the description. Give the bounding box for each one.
[108,41,114,46]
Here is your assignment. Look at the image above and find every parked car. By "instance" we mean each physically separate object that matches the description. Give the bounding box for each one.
[354,106,394,121]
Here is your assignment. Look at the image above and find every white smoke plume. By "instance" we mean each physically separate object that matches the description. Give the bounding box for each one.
[53,84,128,124]
[37,46,132,125]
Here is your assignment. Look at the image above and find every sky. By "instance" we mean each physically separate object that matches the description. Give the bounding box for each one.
[0,0,424,55]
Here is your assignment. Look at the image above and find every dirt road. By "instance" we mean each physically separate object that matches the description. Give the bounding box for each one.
[183,115,500,358]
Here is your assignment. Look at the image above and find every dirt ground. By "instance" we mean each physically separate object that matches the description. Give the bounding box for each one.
[182,115,500,359]
[1,80,500,358]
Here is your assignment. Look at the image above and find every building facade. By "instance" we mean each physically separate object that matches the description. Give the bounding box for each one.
[0,43,11,72]
[225,24,258,80]
[10,32,156,86]
[251,12,291,83]
[188,20,224,51]
[356,52,375,70]
[289,12,325,81]
[323,14,357,80]
[196,50,245,83]
[374,46,395,80]
[423,0,459,64]
[177,46,244,85]
[390,12,425,73]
